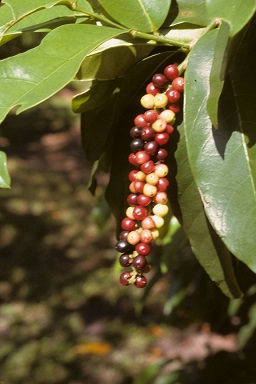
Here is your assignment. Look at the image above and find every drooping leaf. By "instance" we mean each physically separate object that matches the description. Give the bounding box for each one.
[0,151,11,188]
[207,21,230,127]
[174,123,242,298]
[97,0,172,32]
[0,24,128,124]
[184,28,256,273]
[206,0,256,37]
[76,37,154,81]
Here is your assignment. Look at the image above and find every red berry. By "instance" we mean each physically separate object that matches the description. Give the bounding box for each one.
[172,77,184,92]
[133,205,148,221]
[135,242,150,256]
[133,255,147,270]
[120,271,131,286]
[128,153,139,166]
[130,126,142,138]
[146,82,160,96]
[135,275,147,288]
[128,170,138,182]
[141,126,155,141]
[119,254,132,267]
[164,64,179,80]
[152,73,168,88]
[127,193,138,206]
[134,114,147,127]
[140,160,155,174]
[121,217,137,231]
[165,124,174,135]
[144,141,158,156]
[136,194,151,206]
[156,148,168,161]
[144,110,158,123]
[136,151,150,165]
[168,103,180,114]
[154,132,170,146]
[157,177,170,192]
[166,88,181,103]
[133,180,145,193]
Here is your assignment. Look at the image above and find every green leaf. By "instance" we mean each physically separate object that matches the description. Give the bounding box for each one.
[160,26,204,45]
[0,24,128,124]
[76,37,154,81]
[174,123,242,298]
[207,21,230,128]
[206,0,256,36]
[184,28,256,273]
[97,0,172,32]
[0,151,11,188]
[171,0,211,27]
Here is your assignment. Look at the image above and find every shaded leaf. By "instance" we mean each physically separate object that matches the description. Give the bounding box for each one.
[206,0,256,36]
[76,37,154,81]
[161,26,204,45]
[0,24,128,124]
[2,0,74,18]
[174,123,242,298]
[0,151,11,188]
[97,0,172,32]
[184,28,256,273]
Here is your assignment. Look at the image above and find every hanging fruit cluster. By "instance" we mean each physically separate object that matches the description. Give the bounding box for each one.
[115,64,185,288]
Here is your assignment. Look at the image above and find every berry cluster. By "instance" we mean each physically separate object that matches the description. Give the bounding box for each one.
[115,64,184,288]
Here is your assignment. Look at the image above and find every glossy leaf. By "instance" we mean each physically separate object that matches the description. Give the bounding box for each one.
[170,0,211,27]
[207,21,230,128]
[184,28,256,273]
[0,151,11,188]
[0,24,128,124]
[2,0,74,18]
[174,123,242,298]
[97,0,172,32]
[161,26,204,45]
[206,0,256,36]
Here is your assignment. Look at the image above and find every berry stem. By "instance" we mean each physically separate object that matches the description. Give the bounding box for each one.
[130,30,191,49]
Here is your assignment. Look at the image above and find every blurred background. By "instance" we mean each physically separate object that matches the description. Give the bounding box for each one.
[0,34,256,384]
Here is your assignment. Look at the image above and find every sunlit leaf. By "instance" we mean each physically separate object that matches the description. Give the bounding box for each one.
[184,28,256,273]
[97,0,172,32]
[0,24,128,124]
[170,0,211,27]
[206,0,256,36]
[0,151,11,188]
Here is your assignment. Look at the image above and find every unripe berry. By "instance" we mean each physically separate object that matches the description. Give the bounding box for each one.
[154,163,169,177]
[140,93,155,109]
[154,93,168,108]
[140,229,153,244]
[126,206,135,219]
[151,229,160,239]
[159,109,175,123]
[152,118,167,133]
[145,172,159,185]
[135,171,146,181]
[151,214,165,228]
[152,203,169,217]
[143,183,157,197]
[127,230,141,245]
[141,216,155,230]
[154,191,168,204]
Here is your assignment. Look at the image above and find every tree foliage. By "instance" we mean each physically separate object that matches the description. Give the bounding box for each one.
[0,0,256,298]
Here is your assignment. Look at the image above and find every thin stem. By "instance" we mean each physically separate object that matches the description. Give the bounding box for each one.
[130,30,191,49]
[74,7,128,30]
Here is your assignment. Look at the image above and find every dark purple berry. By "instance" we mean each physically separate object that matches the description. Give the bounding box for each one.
[144,141,158,156]
[119,253,132,267]
[135,275,147,288]
[130,126,142,138]
[130,138,144,153]
[120,271,131,286]
[133,255,147,270]
[152,73,168,88]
